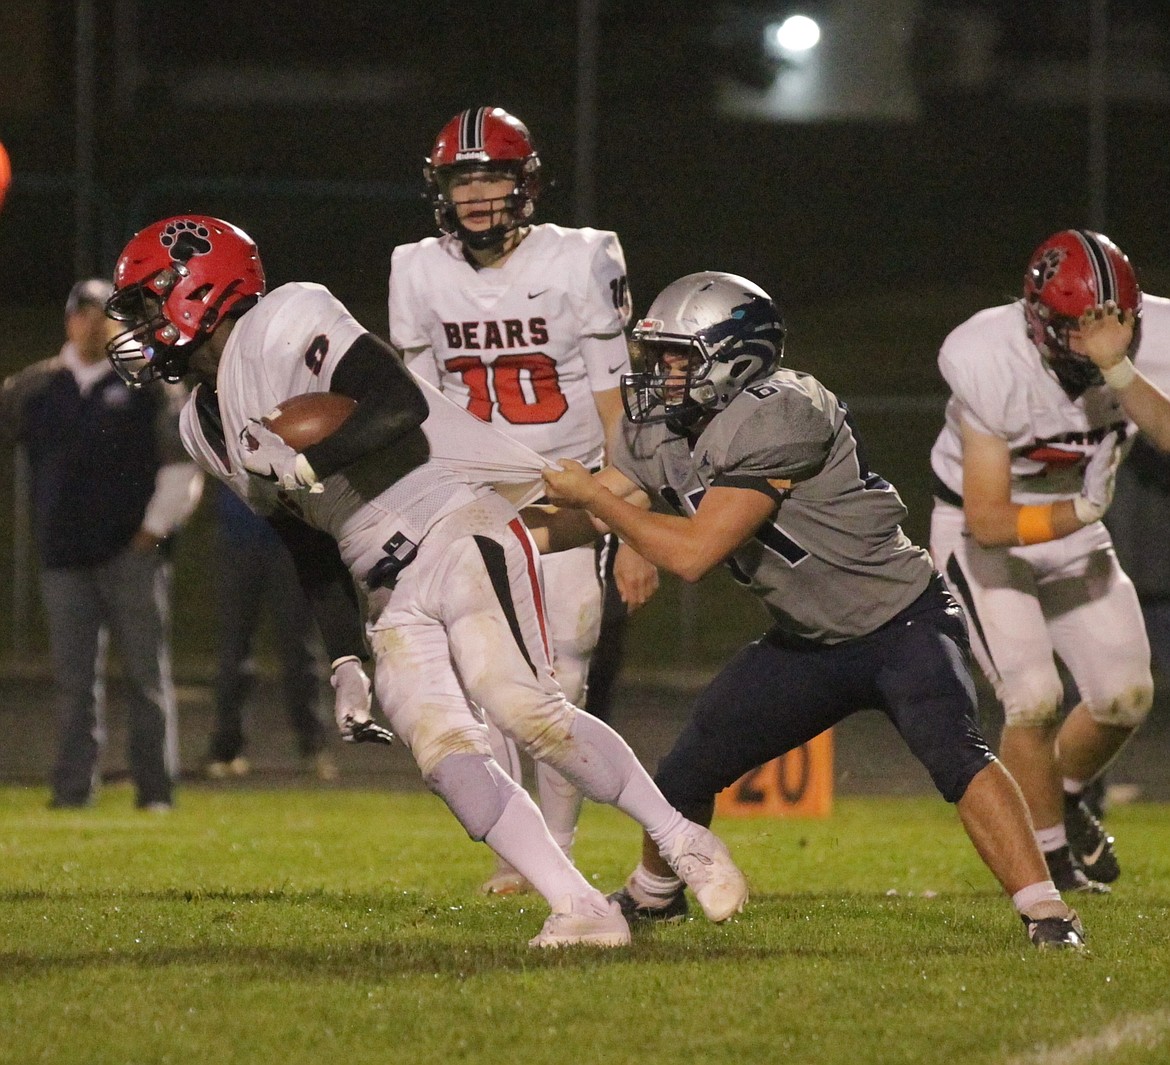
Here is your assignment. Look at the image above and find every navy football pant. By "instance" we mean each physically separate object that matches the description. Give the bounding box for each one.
[655,575,995,821]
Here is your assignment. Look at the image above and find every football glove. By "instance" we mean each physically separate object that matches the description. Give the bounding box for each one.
[1074,429,1122,524]
[240,420,323,493]
[330,656,393,745]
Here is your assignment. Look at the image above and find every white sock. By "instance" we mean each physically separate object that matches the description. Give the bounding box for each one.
[1035,824,1068,853]
[483,789,602,908]
[627,862,684,907]
[1062,778,1086,798]
[1012,881,1064,917]
[535,761,583,855]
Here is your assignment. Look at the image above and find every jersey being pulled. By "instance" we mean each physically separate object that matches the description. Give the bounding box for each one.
[179,281,509,587]
[611,368,933,643]
[930,294,1170,505]
[390,224,632,468]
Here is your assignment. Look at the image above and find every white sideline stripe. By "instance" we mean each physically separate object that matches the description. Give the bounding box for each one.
[1004,1010,1170,1065]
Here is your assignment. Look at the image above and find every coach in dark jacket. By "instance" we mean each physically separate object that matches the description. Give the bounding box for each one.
[0,279,203,809]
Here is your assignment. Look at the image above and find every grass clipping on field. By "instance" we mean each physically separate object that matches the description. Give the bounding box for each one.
[1,788,1168,1065]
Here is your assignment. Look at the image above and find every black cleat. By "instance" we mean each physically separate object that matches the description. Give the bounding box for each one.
[1064,793,1120,883]
[1079,777,1107,821]
[1045,845,1110,894]
[608,885,689,924]
[1023,910,1087,951]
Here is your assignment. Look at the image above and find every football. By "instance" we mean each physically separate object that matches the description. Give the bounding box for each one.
[261,392,357,451]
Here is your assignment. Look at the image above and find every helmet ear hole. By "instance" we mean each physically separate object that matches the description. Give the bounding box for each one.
[729,358,754,379]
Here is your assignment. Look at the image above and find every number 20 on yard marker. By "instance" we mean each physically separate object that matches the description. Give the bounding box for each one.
[715,729,833,818]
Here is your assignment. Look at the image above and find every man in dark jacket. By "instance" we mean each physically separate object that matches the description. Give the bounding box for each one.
[1,279,202,810]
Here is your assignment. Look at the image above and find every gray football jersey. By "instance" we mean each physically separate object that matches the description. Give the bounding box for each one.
[612,368,933,643]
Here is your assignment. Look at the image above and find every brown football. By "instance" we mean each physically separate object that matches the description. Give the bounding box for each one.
[261,392,357,451]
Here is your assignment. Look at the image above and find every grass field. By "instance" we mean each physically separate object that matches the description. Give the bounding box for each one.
[2,788,1168,1065]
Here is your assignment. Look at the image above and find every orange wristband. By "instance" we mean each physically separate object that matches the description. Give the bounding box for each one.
[1016,504,1056,546]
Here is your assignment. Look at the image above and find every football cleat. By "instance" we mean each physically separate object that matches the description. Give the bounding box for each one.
[608,885,689,924]
[527,896,631,949]
[662,824,748,922]
[1044,845,1110,894]
[1022,909,1086,951]
[1064,793,1120,883]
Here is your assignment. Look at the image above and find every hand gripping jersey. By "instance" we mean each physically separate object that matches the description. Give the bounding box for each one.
[611,368,933,643]
[179,282,547,587]
[931,294,1170,505]
[390,224,632,468]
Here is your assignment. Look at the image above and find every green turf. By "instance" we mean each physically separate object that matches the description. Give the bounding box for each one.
[1,787,1168,1065]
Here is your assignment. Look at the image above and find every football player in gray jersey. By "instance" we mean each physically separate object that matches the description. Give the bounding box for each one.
[532,271,1086,949]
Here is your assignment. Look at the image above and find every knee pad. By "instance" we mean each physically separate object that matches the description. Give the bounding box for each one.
[1001,670,1064,728]
[1086,683,1153,729]
[423,753,522,842]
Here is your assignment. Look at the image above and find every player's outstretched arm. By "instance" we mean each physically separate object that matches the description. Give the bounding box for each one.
[524,463,648,553]
[543,462,776,583]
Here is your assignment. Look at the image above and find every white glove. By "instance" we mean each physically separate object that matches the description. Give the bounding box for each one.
[1074,430,1122,524]
[330,656,393,744]
[239,420,323,493]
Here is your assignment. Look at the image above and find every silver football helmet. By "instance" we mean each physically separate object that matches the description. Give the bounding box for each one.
[622,271,786,426]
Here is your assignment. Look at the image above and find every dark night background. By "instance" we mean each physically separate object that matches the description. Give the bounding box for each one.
[2,0,1170,666]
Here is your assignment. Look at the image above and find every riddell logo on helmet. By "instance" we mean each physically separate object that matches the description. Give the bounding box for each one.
[1030,247,1065,290]
[454,149,491,162]
[637,319,664,333]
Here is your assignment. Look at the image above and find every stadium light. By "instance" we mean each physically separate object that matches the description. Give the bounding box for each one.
[765,15,821,61]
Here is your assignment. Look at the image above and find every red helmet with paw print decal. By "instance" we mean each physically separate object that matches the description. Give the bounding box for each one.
[1023,229,1142,395]
[105,215,266,386]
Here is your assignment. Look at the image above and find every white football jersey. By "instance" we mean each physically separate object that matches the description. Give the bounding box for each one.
[389,223,632,467]
[179,281,497,585]
[931,294,1170,505]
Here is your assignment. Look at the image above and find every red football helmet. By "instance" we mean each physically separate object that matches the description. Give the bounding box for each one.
[1023,229,1142,394]
[424,106,542,250]
[106,215,266,386]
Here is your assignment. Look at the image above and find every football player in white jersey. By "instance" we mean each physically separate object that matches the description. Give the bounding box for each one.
[389,106,658,894]
[929,230,1170,893]
[103,214,746,948]
[531,271,1089,950]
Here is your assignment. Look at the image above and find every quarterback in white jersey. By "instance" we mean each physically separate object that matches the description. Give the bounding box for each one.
[390,106,657,893]
[929,229,1170,893]
[104,214,747,948]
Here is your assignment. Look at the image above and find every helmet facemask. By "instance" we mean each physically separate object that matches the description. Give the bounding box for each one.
[105,267,195,386]
[622,336,711,428]
[428,159,539,251]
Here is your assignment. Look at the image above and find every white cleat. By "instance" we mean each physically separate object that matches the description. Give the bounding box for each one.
[663,824,748,923]
[527,896,632,949]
